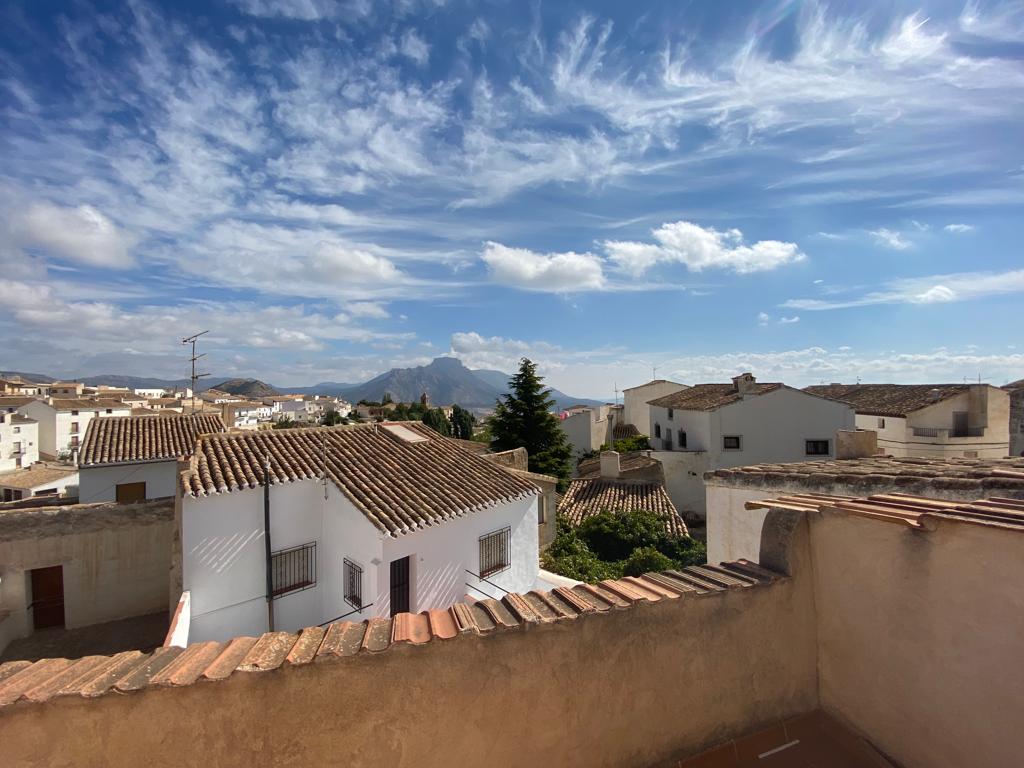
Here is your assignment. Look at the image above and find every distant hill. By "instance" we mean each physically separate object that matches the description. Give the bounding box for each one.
[283,381,358,397]
[208,378,280,399]
[345,357,499,407]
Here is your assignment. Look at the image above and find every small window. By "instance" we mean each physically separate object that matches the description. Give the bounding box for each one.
[70,422,79,433]
[71,410,79,416]
[679,431,687,449]
[723,435,742,450]
[105,408,112,414]
[271,542,317,598]
[877,417,885,429]
[667,408,674,420]
[537,495,546,524]
[70,436,79,448]
[343,558,363,609]
[654,423,661,438]
[805,440,830,456]
[479,527,511,578]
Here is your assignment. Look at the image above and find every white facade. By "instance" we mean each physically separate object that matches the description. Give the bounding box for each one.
[559,404,620,460]
[0,415,38,471]
[622,380,688,438]
[133,388,167,399]
[17,401,130,461]
[79,459,179,504]
[182,478,540,643]
[853,387,1010,459]
[649,387,855,517]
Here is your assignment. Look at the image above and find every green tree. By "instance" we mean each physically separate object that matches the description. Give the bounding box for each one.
[449,404,475,439]
[490,358,572,482]
[421,407,452,436]
[273,417,300,430]
[320,410,347,426]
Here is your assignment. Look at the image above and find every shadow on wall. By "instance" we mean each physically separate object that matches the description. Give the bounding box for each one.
[191,530,263,574]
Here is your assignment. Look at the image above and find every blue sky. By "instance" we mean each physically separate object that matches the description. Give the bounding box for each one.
[1,0,1022,397]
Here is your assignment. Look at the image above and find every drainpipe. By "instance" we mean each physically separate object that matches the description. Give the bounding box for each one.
[263,453,275,632]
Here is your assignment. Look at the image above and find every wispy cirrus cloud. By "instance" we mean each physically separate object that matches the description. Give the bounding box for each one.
[784,269,1024,311]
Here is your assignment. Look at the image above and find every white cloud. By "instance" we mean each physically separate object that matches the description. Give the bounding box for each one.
[606,221,805,276]
[869,228,911,250]
[779,315,801,324]
[481,241,606,292]
[944,223,975,233]
[346,301,390,319]
[13,202,136,268]
[784,269,1024,310]
[399,29,430,66]
[758,312,771,327]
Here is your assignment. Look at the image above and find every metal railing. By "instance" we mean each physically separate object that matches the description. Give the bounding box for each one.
[465,568,509,601]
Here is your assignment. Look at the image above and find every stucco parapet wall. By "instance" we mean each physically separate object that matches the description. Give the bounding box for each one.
[704,457,1024,496]
[0,561,784,711]
[0,498,174,542]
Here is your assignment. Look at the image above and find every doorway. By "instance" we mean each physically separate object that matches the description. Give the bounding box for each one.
[389,556,411,616]
[30,565,65,630]
[115,481,147,503]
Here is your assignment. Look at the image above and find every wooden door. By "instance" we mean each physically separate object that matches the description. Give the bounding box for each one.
[31,565,65,629]
[952,412,969,438]
[389,556,410,616]
[115,481,147,503]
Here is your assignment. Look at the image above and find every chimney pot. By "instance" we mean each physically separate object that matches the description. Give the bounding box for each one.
[599,450,621,479]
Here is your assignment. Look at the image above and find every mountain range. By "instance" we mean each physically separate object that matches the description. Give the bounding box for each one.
[2,358,603,412]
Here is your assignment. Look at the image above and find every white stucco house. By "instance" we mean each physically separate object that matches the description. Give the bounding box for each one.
[0,413,38,471]
[78,414,226,504]
[804,383,1011,459]
[622,379,688,439]
[178,422,542,644]
[0,464,79,502]
[646,373,855,518]
[559,403,623,460]
[17,399,131,461]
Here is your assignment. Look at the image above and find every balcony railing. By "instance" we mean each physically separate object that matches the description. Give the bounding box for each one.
[911,426,986,439]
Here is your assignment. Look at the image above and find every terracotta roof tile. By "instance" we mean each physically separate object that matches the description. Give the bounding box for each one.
[803,383,971,417]
[648,383,783,411]
[48,399,129,411]
[706,456,1024,495]
[0,465,77,490]
[612,422,641,440]
[559,478,687,536]
[0,564,783,710]
[183,422,538,536]
[80,414,225,466]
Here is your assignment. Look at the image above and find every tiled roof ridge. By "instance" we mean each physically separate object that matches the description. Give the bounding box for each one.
[559,476,687,535]
[802,383,975,417]
[705,456,1024,487]
[80,414,226,466]
[182,422,538,536]
[0,562,782,710]
[745,493,1024,532]
[647,382,784,411]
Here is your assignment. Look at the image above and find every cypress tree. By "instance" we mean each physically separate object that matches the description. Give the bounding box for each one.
[490,358,572,482]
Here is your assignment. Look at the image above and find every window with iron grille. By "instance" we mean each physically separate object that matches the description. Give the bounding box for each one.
[479,527,511,578]
[805,439,830,456]
[343,558,362,609]
[723,435,742,450]
[271,542,317,598]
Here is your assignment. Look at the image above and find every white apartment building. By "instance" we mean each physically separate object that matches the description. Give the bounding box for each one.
[178,422,542,644]
[0,414,38,471]
[647,373,855,517]
[221,401,273,428]
[622,379,688,439]
[78,414,226,504]
[804,383,1010,459]
[559,403,623,460]
[18,399,131,461]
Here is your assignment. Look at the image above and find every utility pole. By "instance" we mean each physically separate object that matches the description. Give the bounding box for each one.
[181,330,210,414]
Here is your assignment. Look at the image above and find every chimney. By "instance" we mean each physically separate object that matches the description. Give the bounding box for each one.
[731,372,758,395]
[599,450,621,479]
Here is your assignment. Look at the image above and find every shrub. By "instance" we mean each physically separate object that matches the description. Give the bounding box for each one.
[622,546,674,577]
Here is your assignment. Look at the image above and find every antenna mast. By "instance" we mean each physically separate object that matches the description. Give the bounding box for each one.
[182,330,210,414]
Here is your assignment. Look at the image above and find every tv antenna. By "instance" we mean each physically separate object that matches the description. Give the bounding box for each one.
[182,330,210,414]
[614,381,620,406]
[652,365,658,380]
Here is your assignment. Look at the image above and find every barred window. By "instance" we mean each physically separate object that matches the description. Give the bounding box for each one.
[723,435,742,450]
[479,527,511,578]
[344,558,362,609]
[805,439,830,456]
[271,542,316,598]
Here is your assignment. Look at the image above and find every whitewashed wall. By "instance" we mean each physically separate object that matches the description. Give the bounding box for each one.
[79,461,178,503]
[381,494,539,613]
[624,381,688,438]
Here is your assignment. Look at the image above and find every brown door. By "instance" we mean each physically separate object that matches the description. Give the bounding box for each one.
[31,566,65,629]
[115,481,147,503]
